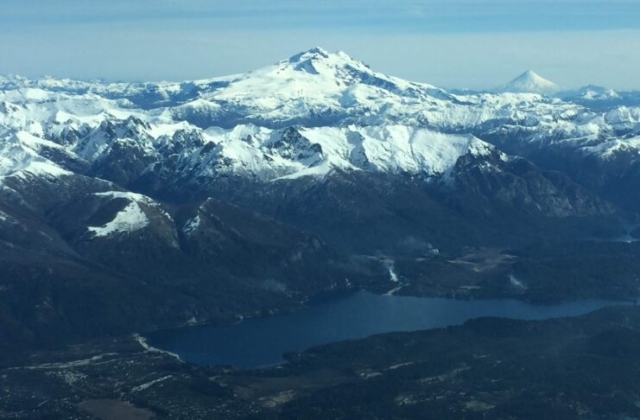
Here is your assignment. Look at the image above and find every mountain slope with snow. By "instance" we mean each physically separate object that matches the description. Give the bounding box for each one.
[0,48,638,217]
[0,47,638,207]
[1,47,638,354]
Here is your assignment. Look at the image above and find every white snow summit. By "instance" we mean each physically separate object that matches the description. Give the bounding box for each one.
[0,47,638,185]
[494,70,562,96]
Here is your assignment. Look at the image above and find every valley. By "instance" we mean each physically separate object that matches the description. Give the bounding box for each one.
[2,47,640,418]
[3,306,640,419]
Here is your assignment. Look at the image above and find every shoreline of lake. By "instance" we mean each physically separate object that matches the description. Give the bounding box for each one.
[144,290,631,369]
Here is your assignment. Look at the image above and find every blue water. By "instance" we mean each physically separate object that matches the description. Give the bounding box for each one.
[604,222,640,243]
[145,290,627,368]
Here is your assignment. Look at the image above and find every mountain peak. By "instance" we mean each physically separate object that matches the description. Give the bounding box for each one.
[521,69,540,77]
[515,70,550,84]
[288,47,332,64]
[276,47,372,79]
[495,70,562,95]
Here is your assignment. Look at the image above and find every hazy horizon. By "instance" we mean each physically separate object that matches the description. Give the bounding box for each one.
[1,0,639,90]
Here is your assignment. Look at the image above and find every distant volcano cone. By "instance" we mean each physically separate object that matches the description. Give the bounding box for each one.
[494,70,562,95]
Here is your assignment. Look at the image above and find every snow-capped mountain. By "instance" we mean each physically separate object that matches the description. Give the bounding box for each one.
[1,47,639,211]
[1,48,639,225]
[0,47,587,134]
[0,46,519,186]
[494,70,562,96]
[560,86,640,111]
[2,47,639,353]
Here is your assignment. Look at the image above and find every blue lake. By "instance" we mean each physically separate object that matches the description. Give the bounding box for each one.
[145,290,628,368]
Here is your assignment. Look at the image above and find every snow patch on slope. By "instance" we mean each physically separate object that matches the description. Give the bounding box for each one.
[12,160,72,179]
[181,124,497,181]
[88,200,149,237]
[181,215,201,236]
[94,190,154,204]
[300,126,490,176]
[93,190,173,225]
[581,135,640,159]
[275,159,338,180]
[0,131,72,180]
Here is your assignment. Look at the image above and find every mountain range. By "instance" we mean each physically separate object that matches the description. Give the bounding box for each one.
[1,47,640,352]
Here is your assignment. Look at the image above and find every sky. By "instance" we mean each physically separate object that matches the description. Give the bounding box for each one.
[1,0,639,90]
